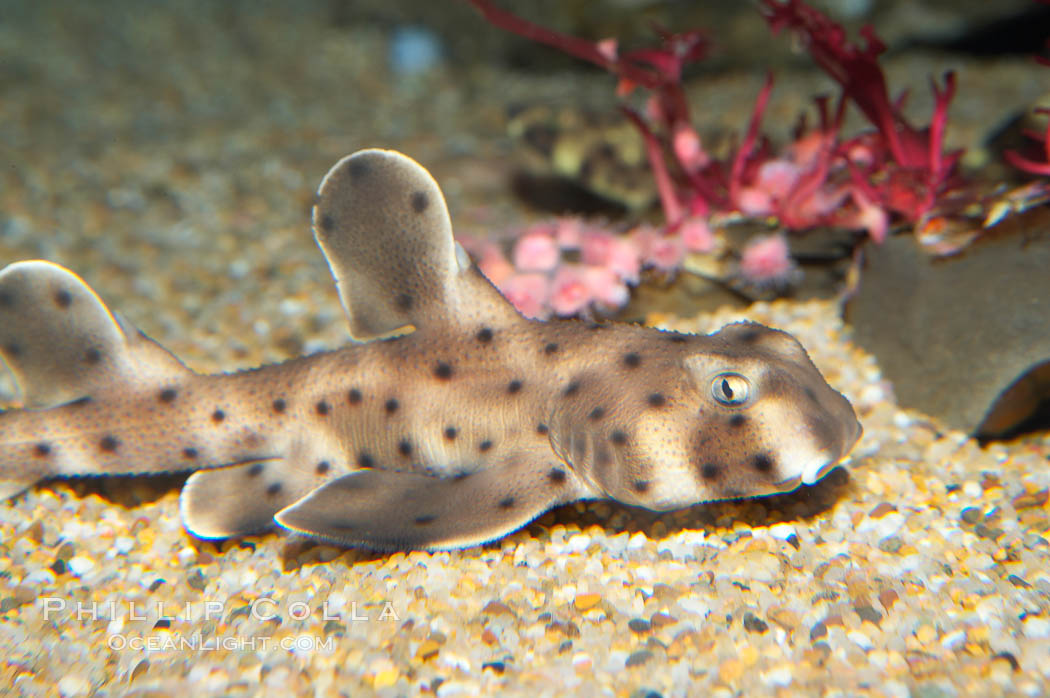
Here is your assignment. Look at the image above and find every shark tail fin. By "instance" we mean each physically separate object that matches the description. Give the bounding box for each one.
[312,149,522,341]
[0,260,191,498]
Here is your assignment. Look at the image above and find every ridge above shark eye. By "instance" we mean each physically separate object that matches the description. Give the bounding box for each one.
[711,372,750,407]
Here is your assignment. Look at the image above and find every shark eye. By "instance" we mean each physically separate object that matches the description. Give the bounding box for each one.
[711,373,750,406]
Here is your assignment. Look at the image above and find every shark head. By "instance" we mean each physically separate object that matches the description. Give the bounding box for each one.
[550,321,862,510]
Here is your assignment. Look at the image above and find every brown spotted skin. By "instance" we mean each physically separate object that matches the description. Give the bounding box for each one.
[0,149,862,551]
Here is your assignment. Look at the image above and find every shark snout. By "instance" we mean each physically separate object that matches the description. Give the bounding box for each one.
[801,397,862,485]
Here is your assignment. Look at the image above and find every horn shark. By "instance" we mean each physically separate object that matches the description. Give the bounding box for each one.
[0,149,862,551]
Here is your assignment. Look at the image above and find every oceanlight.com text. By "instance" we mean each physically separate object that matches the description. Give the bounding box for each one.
[106,632,334,653]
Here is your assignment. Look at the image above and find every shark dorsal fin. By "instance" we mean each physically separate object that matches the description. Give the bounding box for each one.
[0,260,188,408]
[312,149,520,340]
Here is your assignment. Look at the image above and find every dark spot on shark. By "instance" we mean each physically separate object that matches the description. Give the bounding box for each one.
[548,468,567,484]
[69,396,92,408]
[563,381,580,397]
[596,446,612,467]
[385,398,399,414]
[647,393,666,407]
[479,440,493,452]
[444,426,458,440]
[610,430,628,446]
[761,373,790,399]
[753,454,774,473]
[507,379,523,394]
[434,362,453,379]
[183,447,199,459]
[316,460,331,475]
[85,347,102,364]
[623,352,641,368]
[632,479,650,493]
[414,514,437,526]
[498,497,515,509]
[211,409,225,423]
[739,328,762,343]
[571,436,588,464]
[588,407,605,420]
[3,343,20,358]
[477,327,494,343]
[159,388,177,404]
[99,435,119,452]
[396,293,413,311]
[452,471,472,482]
[536,423,549,435]
[398,439,413,456]
[358,452,375,468]
[805,412,840,457]
[54,289,72,308]
[667,334,687,343]
[544,342,559,355]
[729,414,747,428]
[701,463,720,480]
[247,463,264,477]
[348,389,362,405]
[266,482,282,497]
[315,400,330,416]
[319,214,335,233]
[0,290,12,307]
[272,398,287,413]
[348,159,369,178]
[34,442,51,457]
[411,191,429,213]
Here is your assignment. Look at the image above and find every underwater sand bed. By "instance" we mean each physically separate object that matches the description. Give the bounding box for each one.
[3,301,1050,696]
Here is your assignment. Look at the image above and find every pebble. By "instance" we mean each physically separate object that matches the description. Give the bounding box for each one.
[573,593,601,611]
[767,523,797,542]
[66,556,95,577]
[1022,616,1050,639]
[625,650,653,667]
[57,676,91,697]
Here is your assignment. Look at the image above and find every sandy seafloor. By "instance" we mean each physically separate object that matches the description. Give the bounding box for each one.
[2,2,1050,696]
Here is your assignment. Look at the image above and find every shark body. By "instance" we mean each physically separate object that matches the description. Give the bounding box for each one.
[0,149,861,550]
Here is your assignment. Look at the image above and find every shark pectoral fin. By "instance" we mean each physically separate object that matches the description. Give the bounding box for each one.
[312,149,521,341]
[0,260,191,408]
[0,474,41,501]
[180,441,347,539]
[180,461,290,539]
[274,458,584,551]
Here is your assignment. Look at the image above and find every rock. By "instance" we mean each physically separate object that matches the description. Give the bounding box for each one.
[843,216,1050,438]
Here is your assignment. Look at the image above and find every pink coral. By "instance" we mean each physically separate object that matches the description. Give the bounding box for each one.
[738,234,797,287]
[553,217,584,249]
[501,272,552,319]
[679,216,715,253]
[583,266,630,309]
[762,0,960,222]
[465,0,981,317]
[471,238,515,286]
[631,225,685,272]
[463,218,647,318]
[550,265,593,316]
[512,229,560,271]
[580,229,642,283]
